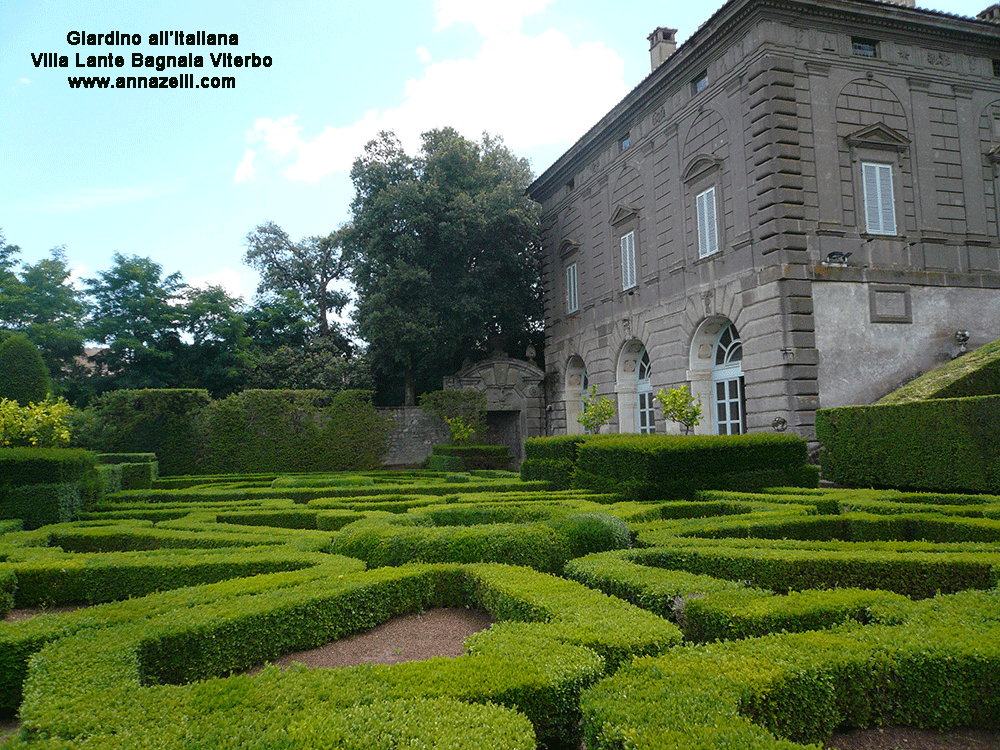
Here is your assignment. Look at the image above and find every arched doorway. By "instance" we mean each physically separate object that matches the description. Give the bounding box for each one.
[688,317,746,435]
[617,339,654,434]
[565,356,589,435]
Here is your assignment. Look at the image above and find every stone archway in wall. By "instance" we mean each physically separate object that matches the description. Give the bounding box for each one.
[616,339,648,434]
[688,316,746,435]
[442,355,545,467]
[564,355,588,436]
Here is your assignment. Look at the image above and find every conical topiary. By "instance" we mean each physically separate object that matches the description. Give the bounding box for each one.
[0,334,51,405]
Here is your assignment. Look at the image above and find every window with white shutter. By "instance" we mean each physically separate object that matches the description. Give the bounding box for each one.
[696,187,719,258]
[566,262,578,314]
[862,162,896,235]
[621,231,636,290]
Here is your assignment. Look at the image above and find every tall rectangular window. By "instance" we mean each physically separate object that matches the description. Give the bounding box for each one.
[621,231,636,290]
[566,262,578,314]
[862,162,896,235]
[696,187,719,258]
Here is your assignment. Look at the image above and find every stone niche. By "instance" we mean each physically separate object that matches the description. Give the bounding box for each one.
[443,355,546,467]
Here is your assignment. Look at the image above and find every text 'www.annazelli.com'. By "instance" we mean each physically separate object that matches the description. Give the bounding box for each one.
[67,74,235,89]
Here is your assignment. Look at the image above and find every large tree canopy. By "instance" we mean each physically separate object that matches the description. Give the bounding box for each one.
[347,128,542,405]
[244,221,351,345]
[0,233,88,384]
[84,253,187,390]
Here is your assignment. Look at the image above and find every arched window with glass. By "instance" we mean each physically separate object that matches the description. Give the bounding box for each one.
[637,349,656,435]
[712,322,745,435]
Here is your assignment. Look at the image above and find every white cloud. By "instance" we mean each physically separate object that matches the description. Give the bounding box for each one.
[19,77,31,85]
[244,29,626,184]
[187,267,252,301]
[433,0,554,36]
[416,46,432,64]
[251,116,302,157]
[234,148,256,184]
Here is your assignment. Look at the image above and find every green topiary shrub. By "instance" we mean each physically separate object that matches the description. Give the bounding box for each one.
[74,389,211,476]
[0,334,50,406]
[430,444,512,471]
[551,512,632,558]
[572,433,814,499]
[817,396,1000,493]
[201,389,389,475]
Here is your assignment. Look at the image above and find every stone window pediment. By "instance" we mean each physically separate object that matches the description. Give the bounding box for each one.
[609,204,640,227]
[844,122,910,153]
[558,238,581,258]
[682,154,722,185]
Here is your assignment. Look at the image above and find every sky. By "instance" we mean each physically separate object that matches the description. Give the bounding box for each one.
[1,0,991,304]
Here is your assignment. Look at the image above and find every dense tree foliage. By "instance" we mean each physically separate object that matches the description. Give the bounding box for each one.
[0,232,87,384]
[347,128,543,405]
[0,334,51,405]
[83,253,188,391]
[244,221,351,343]
[1,126,540,408]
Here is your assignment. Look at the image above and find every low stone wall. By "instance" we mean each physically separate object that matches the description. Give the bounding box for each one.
[379,407,450,467]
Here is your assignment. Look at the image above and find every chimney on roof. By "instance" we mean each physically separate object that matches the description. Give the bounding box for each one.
[978,4,1000,21]
[648,27,678,72]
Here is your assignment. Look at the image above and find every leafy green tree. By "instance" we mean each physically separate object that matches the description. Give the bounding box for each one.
[0,229,24,325]
[419,390,487,445]
[347,128,543,405]
[656,385,702,435]
[175,284,252,397]
[247,340,373,392]
[578,386,616,434]
[84,253,186,389]
[0,334,51,405]
[13,249,88,381]
[244,221,351,342]
[0,233,87,386]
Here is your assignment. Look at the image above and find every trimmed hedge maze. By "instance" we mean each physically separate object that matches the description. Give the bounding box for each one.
[1,471,1000,749]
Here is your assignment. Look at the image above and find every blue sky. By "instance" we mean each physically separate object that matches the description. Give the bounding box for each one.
[1,0,989,302]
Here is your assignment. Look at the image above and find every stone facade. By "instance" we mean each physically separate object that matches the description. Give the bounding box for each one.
[443,356,546,466]
[528,0,1000,441]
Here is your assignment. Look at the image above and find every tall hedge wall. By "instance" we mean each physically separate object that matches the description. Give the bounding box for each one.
[816,395,1000,493]
[75,389,390,476]
[0,448,100,528]
[75,389,211,476]
[200,390,388,475]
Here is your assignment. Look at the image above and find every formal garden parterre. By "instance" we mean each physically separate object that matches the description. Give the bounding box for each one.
[1,436,1000,749]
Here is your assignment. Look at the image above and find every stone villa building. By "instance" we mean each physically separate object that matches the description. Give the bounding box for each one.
[528,0,1000,440]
